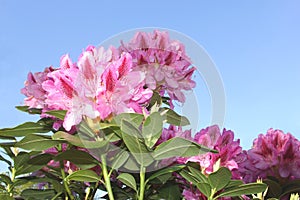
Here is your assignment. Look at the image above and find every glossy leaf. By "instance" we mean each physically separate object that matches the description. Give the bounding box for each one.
[0,193,14,200]
[113,113,144,128]
[28,153,53,165]
[0,174,12,185]
[215,183,268,198]
[0,122,52,137]
[187,166,208,183]
[147,165,185,182]
[53,131,108,149]
[15,134,62,151]
[142,112,163,148]
[224,180,244,189]
[179,170,199,185]
[160,108,190,126]
[111,150,130,170]
[21,189,56,199]
[45,110,67,120]
[117,173,137,191]
[16,105,42,115]
[208,167,232,191]
[54,149,98,168]
[197,183,212,198]
[121,119,154,166]
[67,169,100,182]
[0,154,11,166]
[153,137,214,160]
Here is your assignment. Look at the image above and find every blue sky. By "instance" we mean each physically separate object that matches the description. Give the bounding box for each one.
[0,0,299,163]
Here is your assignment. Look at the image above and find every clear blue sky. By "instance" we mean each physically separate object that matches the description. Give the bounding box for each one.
[0,0,299,156]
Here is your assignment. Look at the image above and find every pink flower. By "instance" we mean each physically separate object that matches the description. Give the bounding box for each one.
[239,128,300,183]
[178,125,244,179]
[120,30,196,104]
[21,66,54,108]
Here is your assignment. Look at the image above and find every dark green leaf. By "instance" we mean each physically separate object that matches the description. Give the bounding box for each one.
[66,170,100,182]
[111,150,130,170]
[45,110,67,120]
[147,165,185,182]
[188,166,208,183]
[208,167,232,191]
[0,193,14,200]
[142,112,163,148]
[21,189,56,199]
[280,179,300,198]
[197,182,212,198]
[54,149,98,169]
[160,108,190,126]
[215,183,268,198]
[224,180,244,189]
[121,119,153,166]
[0,174,12,185]
[148,91,162,108]
[28,153,53,165]
[154,184,181,200]
[53,131,108,149]
[16,105,42,115]
[153,137,214,160]
[117,173,137,191]
[0,154,11,166]
[263,178,282,198]
[113,113,144,128]
[15,134,62,151]
[179,170,199,185]
[0,122,52,137]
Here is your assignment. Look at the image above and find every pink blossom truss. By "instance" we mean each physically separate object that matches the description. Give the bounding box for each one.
[119,30,196,104]
[239,128,300,183]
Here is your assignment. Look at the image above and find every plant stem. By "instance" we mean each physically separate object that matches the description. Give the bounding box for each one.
[138,166,146,200]
[60,161,74,200]
[101,154,114,200]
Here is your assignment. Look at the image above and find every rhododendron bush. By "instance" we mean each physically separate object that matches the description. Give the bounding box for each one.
[0,30,299,200]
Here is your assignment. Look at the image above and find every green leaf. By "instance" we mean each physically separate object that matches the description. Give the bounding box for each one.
[0,193,14,200]
[54,149,98,168]
[45,110,67,120]
[179,170,199,185]
[0,135,15,141]
[197,182,212,198]
[263,178,282,198]
[16,105,42,115]
[148,91,162,108]
[53,131,108,149]
[28,153,53,165]
[15,134,62,151]
[142,112,163,148]
[121,119,153,166]
[117,173,137,191]
[113,113,144,128]
[14,153,45,175]
[208,167,232,191]
[160,108,190,126]
[147,165,185,182]
[21,189,56,199]
[187,166,208,183]
[153,137,214,160]
[154,184,181,200]
[0,122,52,137]
[0,154,12,166]
[215,183,268,198]
[280,179,300,198]
[0,174,12,185]
[224,180,244,189]
[66,169,100,182]
[111,150,130,170]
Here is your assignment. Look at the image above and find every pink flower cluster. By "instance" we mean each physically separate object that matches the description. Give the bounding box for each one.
[21,31,196,131]
[120,30,196,105]
[239,128,300,183]
[178,125,244,179]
